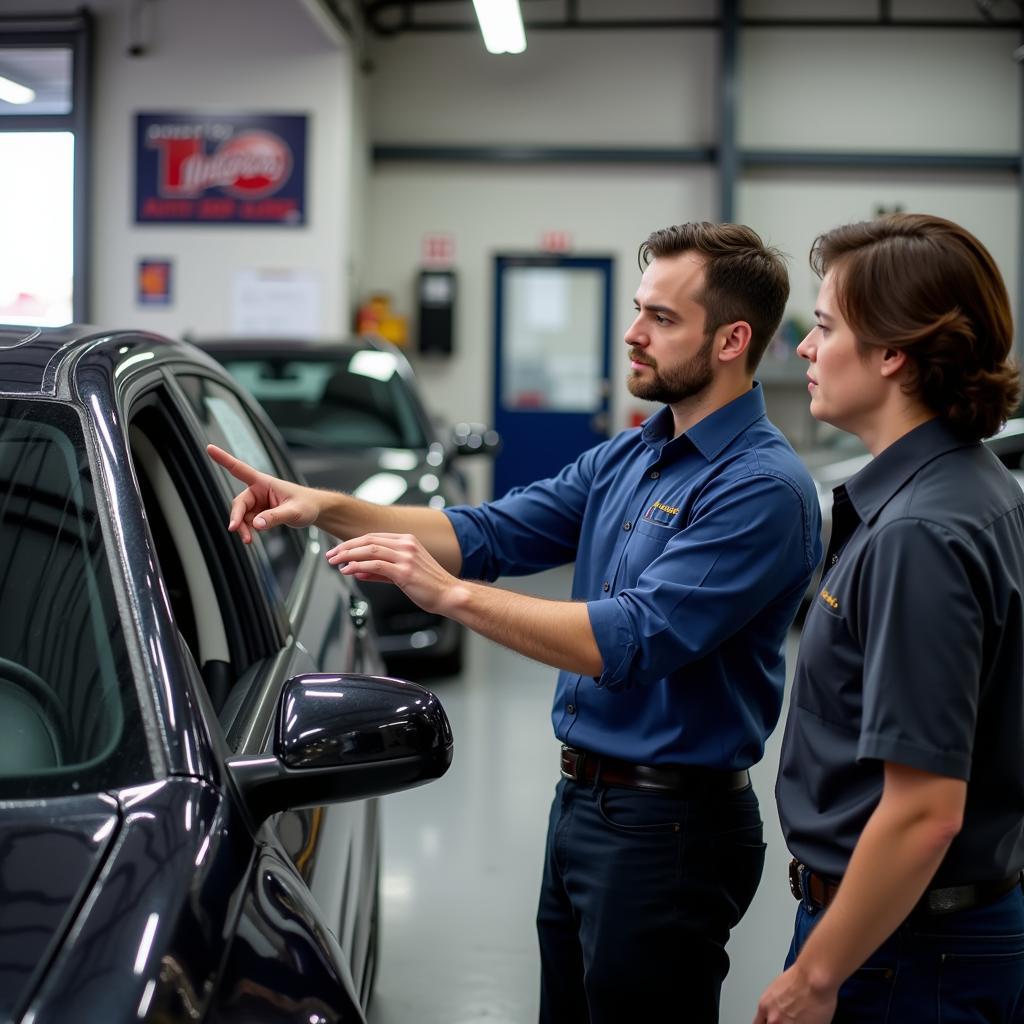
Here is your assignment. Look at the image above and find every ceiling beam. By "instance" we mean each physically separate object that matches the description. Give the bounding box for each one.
[298,0,356,44]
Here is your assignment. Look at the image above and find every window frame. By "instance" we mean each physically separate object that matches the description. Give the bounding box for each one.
[124,379,285,679]
[155,366,334,753]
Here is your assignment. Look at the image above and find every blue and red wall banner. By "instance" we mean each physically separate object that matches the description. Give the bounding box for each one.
[135,113,307,225]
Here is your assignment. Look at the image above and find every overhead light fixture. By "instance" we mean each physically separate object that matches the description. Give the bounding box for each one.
[472,0,527,54]
[0,74,35,105]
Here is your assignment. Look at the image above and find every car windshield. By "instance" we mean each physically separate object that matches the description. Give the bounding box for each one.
[0,400,150,799]
[218,354,431,450]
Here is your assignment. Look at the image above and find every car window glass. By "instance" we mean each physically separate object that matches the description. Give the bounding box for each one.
[0,399,150,797]
[217,355,430,450]
[129,418,238,715]
[177,374,303,597]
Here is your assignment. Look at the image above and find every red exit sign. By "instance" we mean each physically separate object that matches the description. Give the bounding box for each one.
[540,230,572,253]
[422,233,455,266]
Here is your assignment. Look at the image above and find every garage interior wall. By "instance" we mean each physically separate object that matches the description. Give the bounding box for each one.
[2,0,1019,488]
[739,15,1020,444]
[363,0,1020,466]
[364,22,719,468]
[0,0,365,339]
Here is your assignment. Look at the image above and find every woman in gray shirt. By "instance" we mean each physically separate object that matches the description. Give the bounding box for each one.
[756,213,1024,1024]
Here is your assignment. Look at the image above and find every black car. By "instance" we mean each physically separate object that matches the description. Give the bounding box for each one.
[196,336,500,675]
[0,324,453,1023]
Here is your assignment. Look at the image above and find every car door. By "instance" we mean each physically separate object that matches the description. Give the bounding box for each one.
[167,365,385,1000]
[120,364,381,1005]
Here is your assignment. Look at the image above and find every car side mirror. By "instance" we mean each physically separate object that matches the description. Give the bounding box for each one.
[227,673,453,825]
[451,422,502,457]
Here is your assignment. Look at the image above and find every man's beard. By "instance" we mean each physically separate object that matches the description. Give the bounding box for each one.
[627,334,715,404]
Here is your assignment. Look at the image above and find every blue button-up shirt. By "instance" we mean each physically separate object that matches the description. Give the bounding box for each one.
[445,384,821,769]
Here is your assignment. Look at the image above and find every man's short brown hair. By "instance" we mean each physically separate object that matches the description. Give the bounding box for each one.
[639,222,790,371]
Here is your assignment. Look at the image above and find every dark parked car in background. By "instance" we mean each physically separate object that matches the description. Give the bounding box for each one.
[0,324,453,1023]
[196,336,500,675]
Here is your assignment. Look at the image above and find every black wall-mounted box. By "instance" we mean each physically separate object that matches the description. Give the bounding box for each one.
[417,269,456,355]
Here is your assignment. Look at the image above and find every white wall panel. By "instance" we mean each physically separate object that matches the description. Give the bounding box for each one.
[368,30,717,147]
[740,171,1018,324]
[739,27,1019,152]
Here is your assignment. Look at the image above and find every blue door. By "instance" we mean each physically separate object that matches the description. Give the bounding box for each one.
[492,255,613,497]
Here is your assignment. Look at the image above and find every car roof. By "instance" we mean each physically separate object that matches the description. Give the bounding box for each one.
[0,322,225,398]
[191,334,423,391]
[191,335,391,357]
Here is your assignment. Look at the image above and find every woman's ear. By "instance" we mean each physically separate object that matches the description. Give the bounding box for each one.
[879,347,908,378]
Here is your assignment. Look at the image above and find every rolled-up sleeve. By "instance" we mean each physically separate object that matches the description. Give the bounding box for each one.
[444,442,601,581]
[587,470,815,691]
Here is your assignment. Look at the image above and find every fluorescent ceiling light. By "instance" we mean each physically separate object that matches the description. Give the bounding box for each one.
[0,74,35,105]
[472,0,526,54]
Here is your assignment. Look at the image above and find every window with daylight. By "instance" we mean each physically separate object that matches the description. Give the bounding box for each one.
[0,15,91,324]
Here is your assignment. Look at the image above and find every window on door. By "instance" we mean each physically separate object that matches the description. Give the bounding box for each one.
[176,373,306,599]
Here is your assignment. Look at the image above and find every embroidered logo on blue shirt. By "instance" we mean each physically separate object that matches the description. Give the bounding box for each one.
[644,500,680,526]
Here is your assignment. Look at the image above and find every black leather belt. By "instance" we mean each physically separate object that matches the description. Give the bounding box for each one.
[789,857,1023,917]
[559,745,750,794]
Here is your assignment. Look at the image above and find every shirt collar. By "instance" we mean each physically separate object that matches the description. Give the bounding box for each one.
[844,417,974,524]
[640,383,768,460]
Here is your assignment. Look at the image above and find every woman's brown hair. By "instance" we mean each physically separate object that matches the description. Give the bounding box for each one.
[810,213,1020,440]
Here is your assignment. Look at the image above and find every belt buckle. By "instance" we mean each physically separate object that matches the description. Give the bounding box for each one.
[560,745,583,782]
[788,858,803,901]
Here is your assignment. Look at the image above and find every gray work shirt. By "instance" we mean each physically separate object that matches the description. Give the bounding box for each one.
[777,417,1024,885]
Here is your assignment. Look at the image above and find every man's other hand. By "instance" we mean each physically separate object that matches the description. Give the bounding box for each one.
[327,533,459,615]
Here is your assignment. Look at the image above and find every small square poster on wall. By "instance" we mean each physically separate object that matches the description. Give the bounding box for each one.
[137,258,173,306]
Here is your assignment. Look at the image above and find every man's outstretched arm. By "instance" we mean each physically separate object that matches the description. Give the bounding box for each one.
[328,532,604,676]
[206,444,463,574]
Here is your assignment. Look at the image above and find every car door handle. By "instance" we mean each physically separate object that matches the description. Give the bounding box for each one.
[349,597,370,630]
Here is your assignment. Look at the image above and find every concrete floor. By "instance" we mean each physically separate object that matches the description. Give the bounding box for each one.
[368,565,801,1024]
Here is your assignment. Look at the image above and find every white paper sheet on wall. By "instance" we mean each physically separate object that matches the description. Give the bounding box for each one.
[230,268,320,337]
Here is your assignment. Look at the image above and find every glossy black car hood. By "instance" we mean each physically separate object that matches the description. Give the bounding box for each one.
[7,779,246,1023]
[0,794,120,1017]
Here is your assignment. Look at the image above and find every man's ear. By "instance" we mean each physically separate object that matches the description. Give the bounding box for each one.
[879,347,908,378]
[718,321,752,364]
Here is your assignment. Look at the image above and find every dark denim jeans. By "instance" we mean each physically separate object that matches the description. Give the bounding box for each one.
[786,882,1024,1023]
[537,775,765,1024]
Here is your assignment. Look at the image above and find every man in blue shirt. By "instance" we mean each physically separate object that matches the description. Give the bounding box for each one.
[208,221,821,1023]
